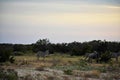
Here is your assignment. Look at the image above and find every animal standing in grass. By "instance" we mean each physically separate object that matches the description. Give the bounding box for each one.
[36,50,49,60]
[111,52,120,62]
[84,51,100,63]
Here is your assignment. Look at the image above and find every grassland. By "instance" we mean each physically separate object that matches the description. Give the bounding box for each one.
[1,53,120,80]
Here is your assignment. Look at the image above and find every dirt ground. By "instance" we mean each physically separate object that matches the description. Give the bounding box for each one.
[0,55,120,80]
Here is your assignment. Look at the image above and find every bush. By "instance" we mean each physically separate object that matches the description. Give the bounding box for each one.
[35,66,45,71]
[64,69,73,75]
[13,51,24,56]
[51,57,61,66]
[97,66,107,73]
[0,69,18,80]
[0,47,13,62]
[100,51,111,63]
[78,59,88,67]
[9,56,15,63]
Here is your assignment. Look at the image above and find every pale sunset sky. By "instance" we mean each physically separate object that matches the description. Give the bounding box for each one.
[0,0,120,44]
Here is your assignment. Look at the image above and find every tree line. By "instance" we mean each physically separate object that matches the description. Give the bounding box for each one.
[0,39,120,62]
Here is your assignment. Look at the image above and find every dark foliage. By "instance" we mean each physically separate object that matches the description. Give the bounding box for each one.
[32,38,50,52]
[9,56,15,63]
[100,51,112,63]
[0,69,18,80]
[0,39,120,57]
[13,44,32,53]
[13,51,24,56]
[0,44,13,62]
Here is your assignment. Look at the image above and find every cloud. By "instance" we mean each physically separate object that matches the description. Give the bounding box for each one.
[1,13,119,26]
[0,0,120,5]
[0,1,119,25]
[0,0,120,43]
[0,1,120,15]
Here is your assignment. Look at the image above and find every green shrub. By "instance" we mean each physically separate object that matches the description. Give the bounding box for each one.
[97,66,107,73]
[64,69,73,75]
[78,59,88,67]
[106,61,120,72]
[0,69,18,80]
[100,51,111,63]
[0,49,12,62]
[0,46,15,63]
[35,66,45,71]
[13,51,24,56]
[9,56,15,63]
[51,57,61,66]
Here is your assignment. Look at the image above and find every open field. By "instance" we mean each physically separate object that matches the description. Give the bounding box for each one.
[14,54,83,68]
[1,54,120,80]
[15,54,82,63]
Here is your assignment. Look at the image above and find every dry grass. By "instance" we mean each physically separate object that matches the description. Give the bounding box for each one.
[1,54,120,80]
[14,55,81,67]
[72,70,101,78]
[15,55,37,61]
[83,70,100,78]
[90,63,106,67]
[15,55,82,61]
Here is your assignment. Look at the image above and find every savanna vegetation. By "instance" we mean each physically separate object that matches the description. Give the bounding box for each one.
[0,39,120,80]
[0,39,120,62]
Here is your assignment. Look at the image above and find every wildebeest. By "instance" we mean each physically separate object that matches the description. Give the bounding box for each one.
[36,50,49,60]
[111,52,120,62]
[84,51,100,63]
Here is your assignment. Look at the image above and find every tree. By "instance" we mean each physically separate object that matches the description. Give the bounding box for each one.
[33,38,50,52]
[36,38,50,45]
[0,44,13,62]
[82,43,92,54]
[68,41,83,56]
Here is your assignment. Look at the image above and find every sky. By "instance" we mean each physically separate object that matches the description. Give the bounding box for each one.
[0,0,120,44]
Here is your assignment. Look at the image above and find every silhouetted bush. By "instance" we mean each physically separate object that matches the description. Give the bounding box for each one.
[64,69,73,75]
[100,51,111,63]
[9,56,15,63]
[13,51,24,56]
[0,44,15,63]
[0,69,18,80]
[0,47,13,62]
[0,39,120,56]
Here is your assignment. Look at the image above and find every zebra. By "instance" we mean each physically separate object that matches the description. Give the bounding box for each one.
[111,52,120,62]
[84,51,100,63]
[36,50,49,60]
